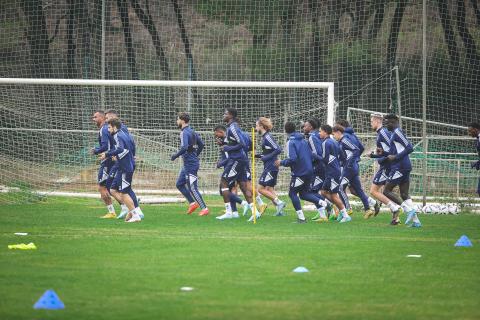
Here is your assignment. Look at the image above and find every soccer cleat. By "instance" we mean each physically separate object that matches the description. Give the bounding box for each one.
[311,212,320,221]
[410,221,422,228]
[390,216,401,225]
[216,212,233,220]
[232,212,239,218]
[404,209,416,225]
[187,202,200,215]
[336,211,343,222]
[313,217,328,223]
[100,212,116,219]
[347,208,354,216]
[326,202,333,217]
[258,203,268,215]
[295,218,307,224]
[363,209,375,219]
[340,216,352,223]
[374,201,381,216]
[126,213,142,223]
[248,213,261,222]
[242,204,250,216]
[198,208,209,216]
[117,210,128,220]
[275,202,287,216]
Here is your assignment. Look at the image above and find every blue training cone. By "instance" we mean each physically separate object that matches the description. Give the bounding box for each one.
[454,235,473,247]
[33,289,65,310]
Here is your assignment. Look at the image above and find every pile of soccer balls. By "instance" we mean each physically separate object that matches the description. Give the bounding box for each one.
[415,203,460,214]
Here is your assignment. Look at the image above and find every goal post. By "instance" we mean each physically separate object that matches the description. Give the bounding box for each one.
[0,78,335,204]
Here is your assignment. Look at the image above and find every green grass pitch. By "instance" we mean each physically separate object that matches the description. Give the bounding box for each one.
[1,196,479,320]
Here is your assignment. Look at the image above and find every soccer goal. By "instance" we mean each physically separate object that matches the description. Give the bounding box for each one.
[0,78,335,204]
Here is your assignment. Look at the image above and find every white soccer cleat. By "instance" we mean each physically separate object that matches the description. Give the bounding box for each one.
[216,212,233,220]
[126,213,142,223]
[232,212,239,218]
[117,210,129,220]
[248,213,261,222]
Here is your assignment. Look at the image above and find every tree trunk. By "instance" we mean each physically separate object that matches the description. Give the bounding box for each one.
[116,0,139,80]
[171,0,203,111]
[130,0,171,80]
[470,0,480,27]
[20,0,52,78]
[308,0,323,81]
[386,0,407,67]
[457,0,479,67]
[352,0,369,39]
[437,0,459,66]
[368,0,386,39]
[66,0,77,79]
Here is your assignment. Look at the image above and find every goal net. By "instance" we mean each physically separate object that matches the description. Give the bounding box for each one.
[0,79,334,204]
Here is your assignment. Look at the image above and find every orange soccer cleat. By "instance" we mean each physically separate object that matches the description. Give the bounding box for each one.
[198,208,210,216]
[187,202,200,214]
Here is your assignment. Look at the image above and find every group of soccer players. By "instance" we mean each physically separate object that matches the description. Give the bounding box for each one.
[91,107,424,227]
[91,109,144,222]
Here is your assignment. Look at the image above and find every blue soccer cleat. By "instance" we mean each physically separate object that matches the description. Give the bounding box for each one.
[339,215,352,223]
[405,209,416,225]
[410,221,422,228]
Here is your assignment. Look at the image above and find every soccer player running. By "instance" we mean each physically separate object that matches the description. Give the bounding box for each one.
[302,119,333,221]
[101,118,142,222]
[274,122,328,223]
[171,112,209,216]
[467,122,480,197]
[332,125,375,218]
[255,117,286,216]
[214,125,248,217]
[367,113,402,219]
[336,119,379,215]
[104,109,143,220]
[319,124,351,223]
[382,114,421,227]
[216,108,257,220]
[91,110,117,218]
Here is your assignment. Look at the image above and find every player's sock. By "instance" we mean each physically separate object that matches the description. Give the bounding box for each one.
[317,207,327,219]
[107,204,115,214]
[134,207,144,219]
[249,203,259,216]
[405,199,415,209]
[296,210,306,221]
[368,197,376,208]
[318,199,327,209]
[387,201,401,212]
[224,203,232,214]
[256,196,264,206]
[340,208,349,218]
[241,200,249,216]
[120,204,128,213]
[273,197,280,205]
[401,200,413,213]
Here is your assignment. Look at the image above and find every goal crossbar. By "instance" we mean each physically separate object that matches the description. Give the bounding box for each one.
[0,78,336,125]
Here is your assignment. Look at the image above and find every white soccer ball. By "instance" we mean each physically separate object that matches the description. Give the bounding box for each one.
[422,204,433,214]
[448,203,459,214]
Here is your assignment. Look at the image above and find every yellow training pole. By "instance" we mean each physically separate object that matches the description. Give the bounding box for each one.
[251,127,257,224]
